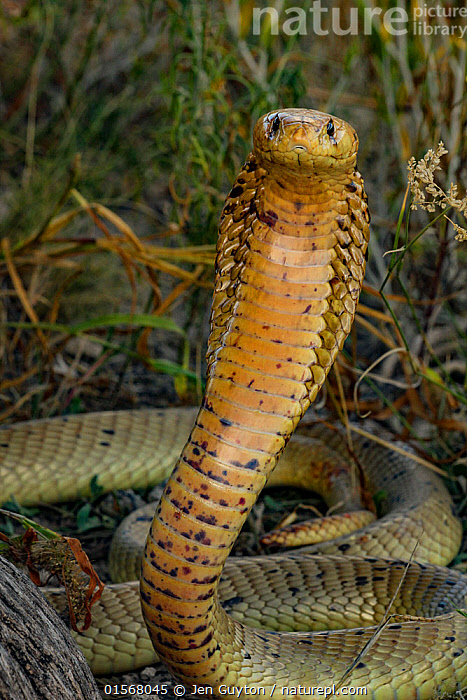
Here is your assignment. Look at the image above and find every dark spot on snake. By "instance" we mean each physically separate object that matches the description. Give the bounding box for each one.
[220,418,232,427]
[289,587,300,595]
[364,247,369,261]
[176,476,182,483]
[197,590,214,600]
[100,441,110,446]
[222,523,230,529]
[207,471,229,485]
[389,624,402,630]
[356,576,368,586]
[304,304,312,313]
[372,576,385,581]
[219,499,228,506]
[338,543,351,552]
[453,650,462,657]
[305,220,315,226]
[198,514,217,526]
[298,640,314,646]
[193,447,200,456]
[336,215,345,229]
[355,629,365,635]
[238,497,246,505]
[200,494,209,500]
[445,636,455,642]
[171,499,181,508]
[223,596,244,611]
[356,662,366,669]
[259,210,278,227]
[244,458,259,470]
[0,443,8,447]
[445,579,456,585]
[102,429,115,435]
[193,574,218,585]
[166,486,172,494]
[194,531,211,545]
[159,587,180,599]
[201,483,208,490]
[247,379,254,387]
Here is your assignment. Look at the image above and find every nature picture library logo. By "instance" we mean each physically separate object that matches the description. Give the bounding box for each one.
[252,2,467,38]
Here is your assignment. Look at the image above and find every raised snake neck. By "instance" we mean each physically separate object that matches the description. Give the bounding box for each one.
[1,109,466,698]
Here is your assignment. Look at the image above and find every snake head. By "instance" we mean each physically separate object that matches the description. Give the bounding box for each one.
[253,108,359,174]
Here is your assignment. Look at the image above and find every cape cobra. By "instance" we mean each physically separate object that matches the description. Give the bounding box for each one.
[1,109,466,699]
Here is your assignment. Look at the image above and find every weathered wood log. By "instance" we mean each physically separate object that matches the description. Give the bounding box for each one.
[0,556,100,700]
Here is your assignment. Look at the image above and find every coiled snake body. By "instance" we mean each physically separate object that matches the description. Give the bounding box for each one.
[1,109,466,698]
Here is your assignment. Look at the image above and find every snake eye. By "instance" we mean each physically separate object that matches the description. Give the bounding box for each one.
[271,115,281,133]
[326,119,335,138]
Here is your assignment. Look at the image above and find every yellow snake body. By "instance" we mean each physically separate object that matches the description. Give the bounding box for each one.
[135,110,465,697]
[1,109,466,698]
